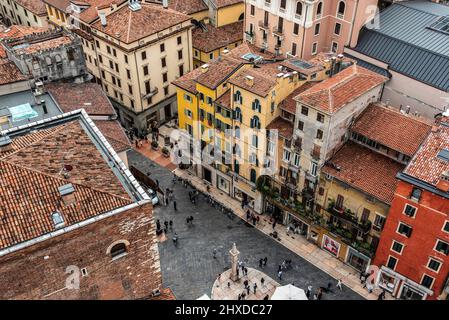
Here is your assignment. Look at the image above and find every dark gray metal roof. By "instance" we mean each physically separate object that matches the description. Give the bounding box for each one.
[344,53,391,78]
[352,1,449,92]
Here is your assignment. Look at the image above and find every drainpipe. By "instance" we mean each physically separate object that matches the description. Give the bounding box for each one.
[300,5,309,59]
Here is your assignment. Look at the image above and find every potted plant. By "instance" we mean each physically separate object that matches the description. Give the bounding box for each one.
[151,140,159,151]
[162,146,170,157]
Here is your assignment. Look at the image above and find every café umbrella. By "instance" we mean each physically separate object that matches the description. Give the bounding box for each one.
[271,284,308,300]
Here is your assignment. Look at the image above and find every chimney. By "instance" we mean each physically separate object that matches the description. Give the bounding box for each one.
[201,64,209,73]
[0,135,12,153]
[41,99,48,114]
[99,11,107,26]
[58,183,76,206]
[245,75,254,86]
[163,0,168,8]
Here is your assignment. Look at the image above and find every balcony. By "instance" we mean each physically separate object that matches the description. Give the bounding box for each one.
[142,87,158,100]
[245,31,255,43]
[326,201,372,234]
[258,20,270,30]
[272,26,284,38]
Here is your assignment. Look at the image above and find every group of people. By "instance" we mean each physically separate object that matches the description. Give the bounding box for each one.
[258,257,268,268]
[126,124,160,149]
[164,187,177,210]
[155,219,173,236]
[188,190,199,205]
[246,210,260,226]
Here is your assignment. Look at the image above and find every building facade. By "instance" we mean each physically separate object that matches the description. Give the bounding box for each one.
[373,115,449,300]
[244,0,378,60]
[0,0,49,27]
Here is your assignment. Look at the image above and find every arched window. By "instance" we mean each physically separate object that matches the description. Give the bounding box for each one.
[45,56,52,66]
[234,90,242,104]
[317,1,323,16]
[250,169,257,183]
[251,115,260,129]
[234,160,240,174]
[55,54,62,63]
[235,126,240,138]
[234,107,242,122]
[110,242,128,259]
[296,2,303,16]
[238,13,244,21]
[234,144,241,157]
[338,1,345,16]
[252,99,261,112]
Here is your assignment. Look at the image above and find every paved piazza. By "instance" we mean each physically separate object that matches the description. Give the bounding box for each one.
[128,150,363,300]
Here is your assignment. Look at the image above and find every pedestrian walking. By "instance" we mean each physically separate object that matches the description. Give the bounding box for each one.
[156,179,159,188]
[173,200,177,211]
[337,279,343,291]
[165,195,169,206]
[261,277,265,286]
[263,257,267,266]
[252,216,257,225]
[169,220,173,230]
[316,288,323,300]
[164,221,168,230]
[189,215,194,224]
[246,210,251,221]
[278,270,282,280]
[278,264,282,272]
[237,294,241,300]
[228,282,231,289]
[246,286,250,295]
[218,273,221,282]
[253,283,257,294]
[263,294,269,300]
[272,220,277,229]
[213,248,217,259]
[259,258,263,268]
[244,267,248,276]
[327,282,333,293]
[156,219,161,230]
[378,290,385,300]
[236,268,239,278]
[163,227,167,235]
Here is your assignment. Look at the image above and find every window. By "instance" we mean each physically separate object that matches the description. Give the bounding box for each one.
[374,214,385,231]
[106,45,111,54]
[293,153,300,167]
[397,222,412,238]
[293,23,299,35]
[109,60,113,69]
[179,65,184,77]
[312,42,318,55]
[443,221,449,233]
[387,256,398,270]
[403,204,417,218]
[296,2,303,16]
[177,36,182,45]
[163,73,168,83]
[314,23,320,36]
[234,91,242,104]
[250,169,257,183]
[124,55,128,64]
[161,57,166,68]
[145,80,151,94]
[298,120,304,131]
[206,96,213,105]
[252,135,258,148]
[160,43,165,52]
[316,1,323,17]
[110,242,127,259]
[178,50,183,60]
[310,161,318,177]
[126,69,131,79]
[184,94,192,103]
[391,241,404,254]
[331,42,338,53]
[115,63,119,72]
[334,23,341,35]
[280,0,286,10]
[250,116,260,129]
[209,53,214,60]
[410,188,422,201]
[128,85,133,95]
[51,211,65,228]
[117,79,121,88]
[96,40,100,48]
[435,240,449,255]
[283,149,291,162]
[427,258,442,272]
[101,70,105,78]
[421,274,434,289]
[98,54,103,64]
[143,65,149,76]
[250,5,255,16]
[141,51,147,60]
[291,43,297,56]
[337,1,346,17]
[316,129,323,140]
[317,113,325,123]
[252,99,261,112]
[301,106,309,116]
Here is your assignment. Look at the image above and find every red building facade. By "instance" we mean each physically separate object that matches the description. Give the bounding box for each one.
[373,118,449,300]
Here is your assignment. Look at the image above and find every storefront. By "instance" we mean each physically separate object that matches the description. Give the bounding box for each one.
[322,234,341,257]
[399,283,427,300]
[234,187,254,209]
[216,173,231,195]
[202,166,212,184]
[285,213,309,237]
[345,247,371,272]
[377,267,401,294]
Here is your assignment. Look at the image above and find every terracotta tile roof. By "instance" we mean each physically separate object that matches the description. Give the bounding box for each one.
[46,82,116,116]
[228,62,282,97]
[172,65,203,94]
[196,57,243,89]
[352,103,432,157]
[215,0,243,8]
[0,119,136,250]
[0,25,49,58]
[280,82,317,114]
[14,0,47,15]
[322,141,405,204]
[295,65,388,114]
[266,117,294,140]
[91,3,191,44]
[0,60,28,85]
[94,120,132,152]
[10,36,73,55]
[76,0,127,24]
[168,0,208,14]
[42,0,71,12]
[192,21,243,53]
[216,90,231,109]
[173,43,275,92]
[404,122,449,186]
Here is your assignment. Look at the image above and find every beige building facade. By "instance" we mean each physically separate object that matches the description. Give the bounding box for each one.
[0,0,49,27]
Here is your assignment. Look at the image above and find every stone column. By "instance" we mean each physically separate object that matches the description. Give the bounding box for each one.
[229,243,240,282]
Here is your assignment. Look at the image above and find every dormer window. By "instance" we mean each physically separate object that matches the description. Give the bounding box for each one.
[110,242,127,260]
[51,211,65,229]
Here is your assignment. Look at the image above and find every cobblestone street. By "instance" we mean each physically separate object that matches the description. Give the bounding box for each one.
[128,150,363,300]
